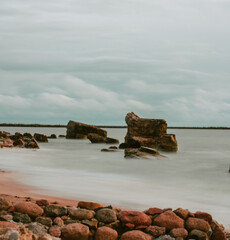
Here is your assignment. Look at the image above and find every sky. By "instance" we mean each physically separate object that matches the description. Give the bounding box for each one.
[1,0,230,126]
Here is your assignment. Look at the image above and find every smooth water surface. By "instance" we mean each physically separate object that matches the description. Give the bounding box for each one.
[0,127,230,227]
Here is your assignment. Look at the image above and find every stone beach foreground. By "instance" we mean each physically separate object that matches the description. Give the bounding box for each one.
[0,171,229,240]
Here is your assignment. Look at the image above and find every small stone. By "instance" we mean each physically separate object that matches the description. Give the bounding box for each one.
[195,211,212,224]
[82,218,98,229]
[155,235,175,240]
[170,228,188,238]
[61,223,89,240]
[145,225,166,237]
[0,214,13,222]
[36,199,50,207]
[36,216,53,227]
[68,207,95,220]
[145,208,164,215]
[49,226,61,237]
[78,201,103,210]
[45,205,67,217]
[26,222,48,237]
[173,208,189,219]
[120,230,152,240]
[96,209,117,224]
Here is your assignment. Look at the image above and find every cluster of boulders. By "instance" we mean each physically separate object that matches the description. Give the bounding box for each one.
[120,113,178,152]
[0,197,228,240]
[66,121,119,144]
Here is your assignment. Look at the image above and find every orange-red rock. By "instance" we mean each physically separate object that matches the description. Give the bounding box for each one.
[118,211,152,228]
[95,226,118,240]
[173,208,189,219]
[185,217,210,233]
[145,225,166,237]
[170,228,188,238]
[195,211,212,224]
[211,227,226,240]
[78,201,103,210]
[146,208,163,215]
[153,211,184,231]
[14,202,44,218]
[120,230,152,240]
[49,226,61,237]
[61,223,89,240]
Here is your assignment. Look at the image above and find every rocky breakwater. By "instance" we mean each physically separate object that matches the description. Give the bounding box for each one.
[122,112,178,152]
[0,131,39,149]
[0,197,228,240]
[66,120,119,144]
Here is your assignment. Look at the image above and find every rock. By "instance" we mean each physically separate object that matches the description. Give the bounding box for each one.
[0,198,12,211]
[145,225,166,237]
[13,138,25,147]
[53,217,64,227]
[118,210,152,228]
[24,138,39,149]
[95,226,118,240]
[188,229,209,240]
[45,205,67,217]
[124,112,177,152]
[58,135,66,138]
[14,202,44,218]
[140,146,160,155]
[34,133,48,142]
[87,133,106,143]
[95,209,117,224]
[36,199,50,207]
[195,211,212,224]
[78,201,103,210]
[185,217,210,233]
[145,207,163,216]
[47,134,57,139]
[0,221,18,235]
[68,207,95,220]
[26,222,48,237]
[120,230,152,240]
[155,235,175,240]
[49,226,61,238]
[109,146,118,149]
[0,214,13,222]
[101,148,118,152]
[173,208,189,220]
[66,120,107,139]
[153,211,184,231]
[0,229,20,240]
[119,143,129,149]
[125,148,159,159]
[211,227,226,240]
[61,223,89,240]
[13,212,32,223]
[36,217,53,227]
[169,228,188,238]
[82,218,98,229]
[23,133,33,138]
[105,137,119,144]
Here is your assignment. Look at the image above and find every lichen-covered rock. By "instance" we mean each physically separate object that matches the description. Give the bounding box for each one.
[118,210,152,228]
[95,226,118,240]
[96,209,117,224]
[153,211,184,231]
[120,230,152,240]
[45,205,67,217]
[185,217,210,233]
[14,202,44,218]
[66,120,107,139]
[68,207,95,220]
[61,223,89,240]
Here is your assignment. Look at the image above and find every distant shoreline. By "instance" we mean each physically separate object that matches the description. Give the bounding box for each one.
[0,123,230,129]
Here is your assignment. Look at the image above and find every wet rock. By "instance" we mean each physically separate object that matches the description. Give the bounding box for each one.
[34,133,48,142]
[36,217,53,227]
[23,133,33,138]
[13,212,31,223]
[45,205,67,217]
[68,207,95,220]
[24,138,39,149]
[153,211,184,231]
[61,223,89,240]
[145,225,166,237]
[66,120,107,139]
[14,202,44,218]
[118,210,152,228]
[78,201,103,210]
[13,138,25,147]
[58,135,66,138]
[0,229,19,240]
[169,228,188,238]
[120,230,152,240]
[185,217,210,233]
[0,198,12,211]
[95,209,117,224]
[95,226,118,240]
[109,146,118,149]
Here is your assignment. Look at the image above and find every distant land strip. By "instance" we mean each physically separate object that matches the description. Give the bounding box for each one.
[0,123,230,129]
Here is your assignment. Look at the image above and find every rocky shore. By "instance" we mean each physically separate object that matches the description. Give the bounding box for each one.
[0,194,229,240]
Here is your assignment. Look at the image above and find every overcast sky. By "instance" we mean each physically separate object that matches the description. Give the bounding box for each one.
[1,0,230,126]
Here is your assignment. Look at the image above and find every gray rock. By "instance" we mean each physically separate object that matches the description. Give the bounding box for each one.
[155,235,175,240]
[26,222,48,237]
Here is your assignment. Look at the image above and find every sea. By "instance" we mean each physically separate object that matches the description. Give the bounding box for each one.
[0,127,230,228]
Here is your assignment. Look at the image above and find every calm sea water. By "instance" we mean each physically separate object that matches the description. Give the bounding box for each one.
[0,127,230,227]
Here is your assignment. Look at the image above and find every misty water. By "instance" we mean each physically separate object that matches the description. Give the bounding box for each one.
[0,127,230,227]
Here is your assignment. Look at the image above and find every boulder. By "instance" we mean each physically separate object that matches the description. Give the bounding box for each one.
[101,148,118,152]
[153,211,184,231]
[66,120,107,139]
[95,226,118,240]
[14,202,44,218]
[120,230,152,240]
[24,138,39,149]
[34,133,48,142]
[95,208,117,224]
[124,112,177,152]
[61,223,89,240]
[118,210,152,228]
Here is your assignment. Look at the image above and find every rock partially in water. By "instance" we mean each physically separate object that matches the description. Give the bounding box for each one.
[34,133,48,143]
